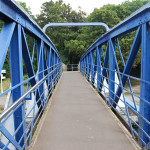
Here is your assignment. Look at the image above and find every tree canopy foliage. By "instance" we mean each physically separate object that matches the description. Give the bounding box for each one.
[35,0,150,67]
[36,0,86,64]
[3,0,150,77]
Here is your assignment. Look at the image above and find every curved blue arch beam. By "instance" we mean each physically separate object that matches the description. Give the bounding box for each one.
[43,22,110,32]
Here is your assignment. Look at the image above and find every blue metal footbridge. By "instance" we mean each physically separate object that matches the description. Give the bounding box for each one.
[0,0,150,149]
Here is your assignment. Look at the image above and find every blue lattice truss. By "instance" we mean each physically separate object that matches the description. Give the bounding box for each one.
[1,0,150,149]
[80,2,150,149]
[0,0,62,149]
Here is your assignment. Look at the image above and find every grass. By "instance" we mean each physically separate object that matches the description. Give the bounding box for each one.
[124,91,140,96]
[124,92,131,96]
[124,78,140,89]
[135,100,140,106]
[123,79,140,106]
[0,78,11,92]
[0,105,4,111]
[0,75,29,93]
[134,91,140,96]
[0,105,4,113]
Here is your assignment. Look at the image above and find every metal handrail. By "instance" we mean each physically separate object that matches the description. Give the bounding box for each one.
[0,64,61,121]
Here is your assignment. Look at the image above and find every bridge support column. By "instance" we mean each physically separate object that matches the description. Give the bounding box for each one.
[94,50,97,85]
[10,24,25,147]
[90,51,94,84]
[86,55,90,80]
[81,60,84,75]
[99,43,109,92]
[47,48,52,94]
[37,40,44,107]
[109,40,115,106]
[84,57,86,76]
[52,51,55,89]
[53,52,56,85]
[139,23,150,146]
[82,58,85,75]
[96,46,101,91]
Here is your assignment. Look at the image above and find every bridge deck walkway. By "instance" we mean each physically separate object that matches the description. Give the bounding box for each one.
[31,71,137,150]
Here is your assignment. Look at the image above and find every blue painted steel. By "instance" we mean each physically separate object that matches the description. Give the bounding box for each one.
[22,28,36,86]
[99,44,109,92]
[96,46,101,91]
[38,41,44,103]
[83,58,86,74]
[86,55,90,80]
[90,51,94,83]
[0,1,62,149]
[47,49,50,91]
[109,40,115,106]
[113,27,141,108]
[116,39,138,111]
[80,2,150,148]
[53,51,56,85]
[2,0,150,149]
[0,22,16,74]
[49,48,53,91]
[0,123,21,149]
[9,24,25,147]
[0,0,61,59]
[85,56,88,78]
[93,51,97,83]
[43,22,110,32]
[139,23,150,145]
[54,52,57,85]
[0,141,9,150]
[84,58,87,76]
[51,51,55,88]
[43,49,48,77]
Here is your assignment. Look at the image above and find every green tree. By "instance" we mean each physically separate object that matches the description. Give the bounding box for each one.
[18,1,35,19]
[76,0,150,71]
[36,0,86,64]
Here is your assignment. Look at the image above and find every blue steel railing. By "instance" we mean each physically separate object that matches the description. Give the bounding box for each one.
[0,0,62,149]
[80,2,150,149]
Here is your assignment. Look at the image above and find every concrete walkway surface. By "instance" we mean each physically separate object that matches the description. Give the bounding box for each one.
[32,71,138,150]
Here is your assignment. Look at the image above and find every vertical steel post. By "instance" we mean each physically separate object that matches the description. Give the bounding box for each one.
[49,48,52,92]
[82,59,84,74]
[109,40,115,106]
[51,51,55,88]
[53,52,56,85]
[10,24,25,147]
[47,49,50,73]
[37,41,44,103]
[94,51,97,84]
[90,51,94,84]
[96,46,101,91]
[85,56,87,75]
[80,60,82,73]
[81,60,84,75]
[84,57,86,75]
[56,55,58,82]
[139,23,150,145]
[86,55,90,80]
[99,44,109,92]
[47,49,51,93]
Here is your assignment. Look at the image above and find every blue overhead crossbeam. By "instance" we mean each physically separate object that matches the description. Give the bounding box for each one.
[43,22,110,32]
